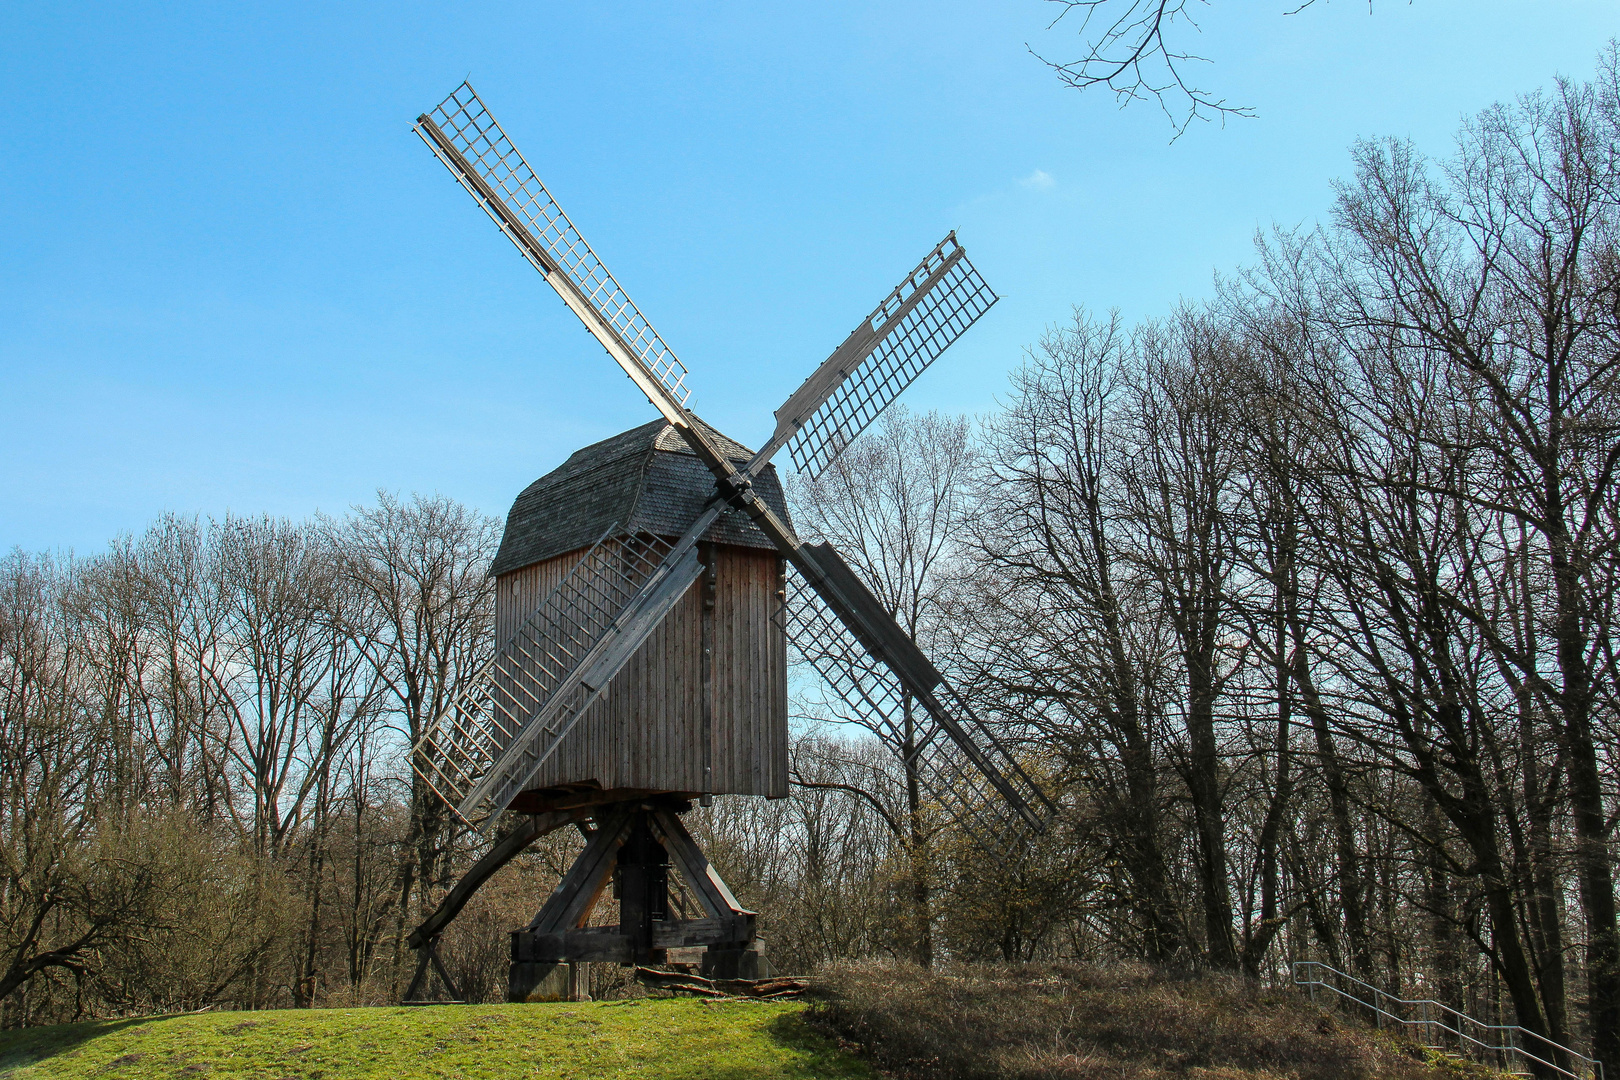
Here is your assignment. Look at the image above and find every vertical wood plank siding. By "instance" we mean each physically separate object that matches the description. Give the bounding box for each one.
[494,542,788,798]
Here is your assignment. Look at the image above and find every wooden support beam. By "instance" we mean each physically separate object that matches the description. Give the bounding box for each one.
[403,936,464,1003]
[403,943,433,1001]
[648,808,752,919]
[428,944,463,1001]
[652,915,754,949]
[528,805,636,934]
[503,801,761,997]
[514,916,754,966]
[408,809,579,950]
[516,927,635,965]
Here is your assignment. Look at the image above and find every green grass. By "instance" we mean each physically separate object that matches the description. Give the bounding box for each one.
[0,999,874,1080]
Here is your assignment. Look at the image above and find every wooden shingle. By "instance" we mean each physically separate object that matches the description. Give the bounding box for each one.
[490,418,793,578]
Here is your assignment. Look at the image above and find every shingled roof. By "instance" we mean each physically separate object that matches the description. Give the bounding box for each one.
[489,418,796,577]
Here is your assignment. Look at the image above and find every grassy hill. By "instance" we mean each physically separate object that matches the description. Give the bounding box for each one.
[0,963,1502,1080]
[0,999,872,1080]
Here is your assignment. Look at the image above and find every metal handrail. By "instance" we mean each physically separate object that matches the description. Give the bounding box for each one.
[1292,961,1604,1080]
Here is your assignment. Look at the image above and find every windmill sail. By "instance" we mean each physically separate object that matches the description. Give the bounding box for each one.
[783,564,1054,851]
[414,524,705,828]
[415,82,692,413]
[771,234,997,481]
[412,82,1049,852]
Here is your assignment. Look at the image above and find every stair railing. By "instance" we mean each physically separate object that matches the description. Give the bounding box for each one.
[1292,961,1603,1080]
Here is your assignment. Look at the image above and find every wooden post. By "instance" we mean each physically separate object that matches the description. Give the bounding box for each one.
[617,812,669,962]
[700,543,717,807]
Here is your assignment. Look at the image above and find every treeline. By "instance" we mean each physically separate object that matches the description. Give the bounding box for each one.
[0,500,938,1021]
[796,53,1620,1071]
[2,44,1617,1076]
[0,498,501,1020]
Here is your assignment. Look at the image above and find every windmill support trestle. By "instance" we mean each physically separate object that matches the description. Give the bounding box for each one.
[405,796,765,1004]
[511,797,763,1001]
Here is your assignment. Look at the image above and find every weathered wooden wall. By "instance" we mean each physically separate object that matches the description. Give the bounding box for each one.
[494,542,788,798]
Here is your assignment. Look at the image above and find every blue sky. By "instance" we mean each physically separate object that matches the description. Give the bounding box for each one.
[2,2,1616,554]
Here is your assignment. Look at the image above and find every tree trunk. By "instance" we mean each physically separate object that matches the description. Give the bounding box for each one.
[1186,650,1237,969]
[901,694,931,969]
[1289,637,1372,977]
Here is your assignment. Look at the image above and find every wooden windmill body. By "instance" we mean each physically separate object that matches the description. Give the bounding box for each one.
[495,419,791,809]
[401,82,1054,1005]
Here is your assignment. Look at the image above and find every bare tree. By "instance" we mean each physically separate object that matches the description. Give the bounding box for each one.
[789,406,979,967]
[0,552,162,1019]
[126,516,235,821]
[973,310,1191,963]
[1117,307,1248,969]
[1220,288,1376,979]
[327,492,499,973]
[1290,65,1620,1066]
[207,516,348,861]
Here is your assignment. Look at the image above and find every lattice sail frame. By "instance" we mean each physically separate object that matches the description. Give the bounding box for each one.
[418,82,691,406]
[785,235,997,480]
[413,528,680,825]
[782,569,1054,851]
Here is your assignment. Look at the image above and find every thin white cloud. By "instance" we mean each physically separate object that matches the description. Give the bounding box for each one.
[1018,169,1056,191]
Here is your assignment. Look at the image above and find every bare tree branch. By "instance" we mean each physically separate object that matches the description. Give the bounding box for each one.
[1031,0,1255,137]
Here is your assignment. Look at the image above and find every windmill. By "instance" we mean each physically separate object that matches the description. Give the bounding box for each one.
[403,82,1054,1003]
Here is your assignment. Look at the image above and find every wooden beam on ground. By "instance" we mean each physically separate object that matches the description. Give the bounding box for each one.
[635,967,808,999]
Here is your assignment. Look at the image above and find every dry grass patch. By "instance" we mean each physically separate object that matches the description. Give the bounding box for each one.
[807,961,1487,1080]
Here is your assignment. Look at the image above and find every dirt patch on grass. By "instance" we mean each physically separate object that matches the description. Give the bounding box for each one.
[101,1053,146,1070]
[807,961,1473,1080]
